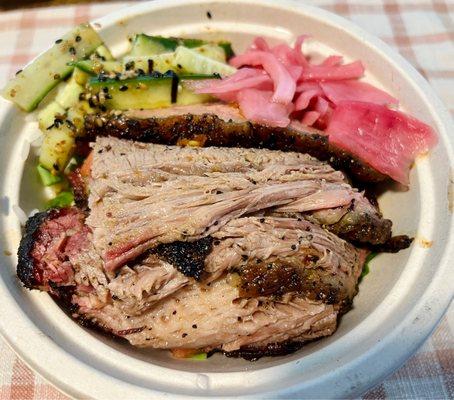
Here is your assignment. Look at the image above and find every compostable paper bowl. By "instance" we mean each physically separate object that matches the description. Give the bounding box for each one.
[0,0,452,398]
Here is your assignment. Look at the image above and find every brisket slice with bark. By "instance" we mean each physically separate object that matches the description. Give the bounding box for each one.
[88,137,394,272]
[17,207,364,356]
[84,104,388,183]
[16,137,410,359]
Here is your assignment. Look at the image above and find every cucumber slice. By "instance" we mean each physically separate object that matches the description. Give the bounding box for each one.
[46,191,74,209]
[37,164,62,186]
[189,353,207,361]
[174,46,236,76]
[38,101,66,130]
[67,102,93,132]
[88,74,216,110]
[92,44,114,61]
[192,44,226,63]
[43,179,70,200]
[70,60,123,75]
[180,38,206,48]
[55,75,84,109]
[1,23,103,111]
[122,53,178,74]
[38,76,83,131]
[218,42,234,60]
[130,34,176,56]
[39,125,75,172]
[73,67,90,85]
[129,34,234,59]
[124,45,228,74]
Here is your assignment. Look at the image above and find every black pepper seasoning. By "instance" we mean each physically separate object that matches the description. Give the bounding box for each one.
[75,35,82,42]
[55,39,63,44]
[124,60,135,71]
[206,11,212,19]
[170,71,180,103]
[182,333,188,338]
[192,324,197,329]
[119,85,128,91]
[147,59,154,74]
[69,47,76,55]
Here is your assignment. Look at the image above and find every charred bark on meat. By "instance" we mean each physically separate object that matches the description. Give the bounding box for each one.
[151,236,214,280]
[223,340,306,361]
[84,112,387,183]
[17,209,59,289]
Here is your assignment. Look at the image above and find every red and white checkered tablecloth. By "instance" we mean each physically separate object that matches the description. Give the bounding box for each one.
[0,1,452,399]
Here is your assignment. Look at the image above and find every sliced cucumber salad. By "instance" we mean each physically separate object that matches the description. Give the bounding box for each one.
[1,27,236,209]
[2,24,102,112]
[129,34,234,60]
[88,73,216,110]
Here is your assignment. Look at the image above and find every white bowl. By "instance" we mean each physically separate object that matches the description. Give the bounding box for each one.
[0,0,452,398]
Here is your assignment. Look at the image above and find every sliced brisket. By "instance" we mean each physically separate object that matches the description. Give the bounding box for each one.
[17,207,364,353]
[83,104,388,183]
[87,137,392,272]
[16,136,411,359]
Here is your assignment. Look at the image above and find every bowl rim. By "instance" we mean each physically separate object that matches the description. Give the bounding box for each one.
[0,0,453,398]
